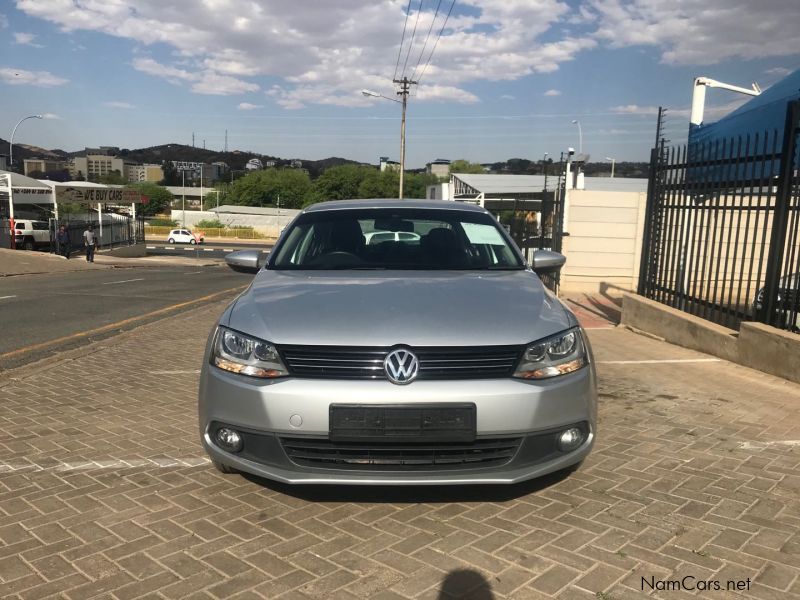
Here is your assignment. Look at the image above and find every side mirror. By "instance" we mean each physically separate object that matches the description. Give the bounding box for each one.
[225,249,262,273]
[532,249,566,274]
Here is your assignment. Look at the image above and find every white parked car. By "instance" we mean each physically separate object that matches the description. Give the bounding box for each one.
[363,231,421,245]
[14,220,51,251]
[167,229,204,245]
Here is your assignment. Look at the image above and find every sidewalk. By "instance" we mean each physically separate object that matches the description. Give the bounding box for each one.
[0,248,222,276]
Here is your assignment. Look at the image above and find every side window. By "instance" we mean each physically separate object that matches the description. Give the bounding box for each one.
[34,222,49,230]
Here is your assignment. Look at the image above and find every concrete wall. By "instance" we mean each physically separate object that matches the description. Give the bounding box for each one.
[560,190,647,295]
[170,210,298,237]
[622,293,800,385]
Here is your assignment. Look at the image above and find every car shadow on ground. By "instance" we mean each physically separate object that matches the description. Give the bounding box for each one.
[238,466,576,503]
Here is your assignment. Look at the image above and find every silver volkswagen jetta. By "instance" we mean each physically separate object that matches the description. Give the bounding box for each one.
[199,200,597,485]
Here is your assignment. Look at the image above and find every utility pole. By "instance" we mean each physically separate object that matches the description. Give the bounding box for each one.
[392,77,417,199]
[225,130,228,153]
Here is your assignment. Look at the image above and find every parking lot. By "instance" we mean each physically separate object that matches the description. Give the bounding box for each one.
[1,298,799,599]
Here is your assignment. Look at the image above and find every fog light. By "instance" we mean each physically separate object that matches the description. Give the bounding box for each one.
[215,427,243,453]
[558,427,584,452]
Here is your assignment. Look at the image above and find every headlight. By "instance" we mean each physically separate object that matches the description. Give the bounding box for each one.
[513,328,588,380]
[211,327,288,378]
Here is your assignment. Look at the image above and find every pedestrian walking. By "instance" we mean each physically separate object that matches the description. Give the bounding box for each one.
[56,224,71,259]
[83,224,97,263]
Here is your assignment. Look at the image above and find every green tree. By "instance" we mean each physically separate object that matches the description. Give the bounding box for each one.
[358,170,399,198]
[448,159,485,174]
[97,170,126,185]
[160,161,181,185]
[403,172,439,198]
[227,169,312,209]
[310,165,377,203]
[127,182,174,216]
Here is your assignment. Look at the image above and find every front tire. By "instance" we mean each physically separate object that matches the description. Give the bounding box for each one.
[190,239,197,245]
[23,239,35,251]
[211,460,237,474]
[168,238,175,244]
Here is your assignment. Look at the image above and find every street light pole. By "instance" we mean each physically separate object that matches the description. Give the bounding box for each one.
[182,170,186,227]
[9,114,43,169]
[362,78,416,199]
[571,120,583,154]
[605,157,616,178]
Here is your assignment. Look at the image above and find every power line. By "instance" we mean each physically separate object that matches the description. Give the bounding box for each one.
[416,0,456,84]
[393,0,413,81]
[410,0,443,82]
[400,0,425,80]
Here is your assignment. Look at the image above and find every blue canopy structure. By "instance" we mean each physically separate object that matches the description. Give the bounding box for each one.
[689,68,800,149]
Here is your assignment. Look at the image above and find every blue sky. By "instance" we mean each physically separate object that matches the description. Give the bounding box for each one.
[1,0,798,168]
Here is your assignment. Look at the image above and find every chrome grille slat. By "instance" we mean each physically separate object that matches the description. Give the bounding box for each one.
[278,344,524,380]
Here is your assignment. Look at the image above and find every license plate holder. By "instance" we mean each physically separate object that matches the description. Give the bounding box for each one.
[329,404,476,442]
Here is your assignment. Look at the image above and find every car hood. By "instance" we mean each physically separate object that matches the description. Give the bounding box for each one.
[226,269,573,347]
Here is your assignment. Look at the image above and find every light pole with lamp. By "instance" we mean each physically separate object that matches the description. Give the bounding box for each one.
[605,156,616,178]
[362,78,416,199]
[571,120,583,154]
[9,114,43,169]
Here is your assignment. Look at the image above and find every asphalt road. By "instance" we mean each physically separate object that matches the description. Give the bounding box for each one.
[0,266,253,370]
[146,241,273,259]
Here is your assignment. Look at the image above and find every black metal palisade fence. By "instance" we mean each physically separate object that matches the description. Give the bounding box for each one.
[637,99,800,333]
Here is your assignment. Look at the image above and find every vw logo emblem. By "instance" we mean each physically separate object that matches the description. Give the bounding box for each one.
[384,348,419,385]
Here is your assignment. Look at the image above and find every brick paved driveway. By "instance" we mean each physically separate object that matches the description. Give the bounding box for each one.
[1,299,799,599]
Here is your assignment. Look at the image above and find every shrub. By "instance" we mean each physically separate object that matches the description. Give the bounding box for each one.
[195,219,225,229]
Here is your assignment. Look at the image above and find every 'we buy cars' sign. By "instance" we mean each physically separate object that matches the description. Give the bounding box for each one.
[56,186,142,204]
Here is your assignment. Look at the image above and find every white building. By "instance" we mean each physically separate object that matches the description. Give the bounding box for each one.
[245,158,263,170]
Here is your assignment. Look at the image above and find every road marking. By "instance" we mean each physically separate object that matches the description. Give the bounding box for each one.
[223,248,234,252]
[146,246,156,249]
[0,457,211,473]
[163,247,175,250]
[739,440,800,450]
[204,248,214,252]
[0,285,247,361]
[0,295,17,300]
[152,369,201,374]
[598,358,721,364]
[183,272,203,276]
[102,278,145,286]
[184,248,195,251]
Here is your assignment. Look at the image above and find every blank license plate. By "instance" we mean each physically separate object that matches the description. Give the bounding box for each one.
[329,404,476,442]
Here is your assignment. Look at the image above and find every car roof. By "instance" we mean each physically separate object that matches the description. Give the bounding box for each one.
[303,199,488,214]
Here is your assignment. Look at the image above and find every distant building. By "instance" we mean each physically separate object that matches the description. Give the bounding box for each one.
[70,154,135,181]
[380,156,400,172]
[426,158,451,178]
[127,164,164,183]
[264,160,276,168]
[289,159,303,169]
[245,158,263,171]
[24,158,68,176]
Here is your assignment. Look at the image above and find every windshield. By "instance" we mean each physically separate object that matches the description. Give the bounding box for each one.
[271,208,524,270]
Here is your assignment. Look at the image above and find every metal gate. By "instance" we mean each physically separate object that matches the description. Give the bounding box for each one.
[638,100,800,332]
[504,158,565,291]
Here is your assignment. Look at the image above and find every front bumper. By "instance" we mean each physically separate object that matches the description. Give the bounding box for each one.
[199,365,596,485]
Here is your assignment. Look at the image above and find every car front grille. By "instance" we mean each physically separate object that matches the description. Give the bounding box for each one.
[278,344,523,380]
[280,437,522,471]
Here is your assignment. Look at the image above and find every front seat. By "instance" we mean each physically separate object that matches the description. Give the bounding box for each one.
[420,228,468,268]
[329,220,365,254]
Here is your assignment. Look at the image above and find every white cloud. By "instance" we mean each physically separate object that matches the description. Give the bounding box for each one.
[104,101,135,109]
[611,105,660,116]
[0,68,68,87]
[765,66,791,77]
[588,0,800,65]
[14,32,43,47]
[15,0,593,107]
[237,102,263,110]
[544,89,561,96]
[500,94,515,100]
[131,57,258,95]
